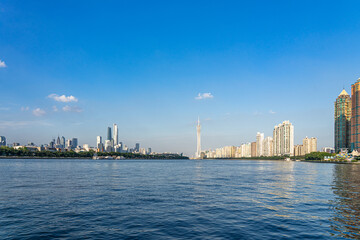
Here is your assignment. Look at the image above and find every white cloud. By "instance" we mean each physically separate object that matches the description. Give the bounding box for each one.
[32,108,46,117]
[0,60,6,68]
[62,105,82,113]
[52,106,58,112]
[195,93,214,100]
[48,94,78,103]
[269,110,276,114]
[21,106,29,111]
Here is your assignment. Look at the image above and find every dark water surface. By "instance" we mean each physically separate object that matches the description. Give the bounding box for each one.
[1,159,360,239]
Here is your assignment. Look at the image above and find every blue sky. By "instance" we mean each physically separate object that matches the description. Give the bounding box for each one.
[1,0,360,156]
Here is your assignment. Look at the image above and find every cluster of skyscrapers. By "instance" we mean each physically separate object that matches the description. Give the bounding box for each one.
[49,136,78,150]
[334,81,359,152]
[96,124,151,154]
[198,119,317,159]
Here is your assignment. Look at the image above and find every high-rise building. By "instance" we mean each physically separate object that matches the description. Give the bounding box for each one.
[97,136,102,145]
[294,145,304,156]
[335,89,351,152]
[196,117,201,159]
[61,136,65,148]
[263,137,273,157]
[56,136,61,145]
[256,132,264,157]
[0,136,6,146]
[66,139,72,148]
[135,143,140,152]
[72,138,78,148]
[351,79,360,151]
[113,124,118,146]
[105,140,113,152]
[251,142,257,157]
[273,120,294,156]
[303,137,317,154]
[96,136,102,151]
[107,127,112,141]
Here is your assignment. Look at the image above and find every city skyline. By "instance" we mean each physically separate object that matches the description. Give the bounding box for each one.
[2,1,360,156]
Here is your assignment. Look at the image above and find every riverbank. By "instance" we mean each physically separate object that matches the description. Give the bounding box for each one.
[0,156,189,160]
[301,160,360,164]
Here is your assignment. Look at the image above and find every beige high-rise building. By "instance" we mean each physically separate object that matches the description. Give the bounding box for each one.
[240,143,251,157]
[251,142,257,157]
[263,137,273,157]
[256,132,264,157]
[273,120,294,156]
[223,146,236,158]
[303,137,317,154]
[294,145,304,156]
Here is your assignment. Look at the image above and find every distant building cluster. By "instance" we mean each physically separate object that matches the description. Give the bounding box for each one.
[7,136,81,153]
[200,120,319,159]
[0,123,155,155]
[96,123,152,154]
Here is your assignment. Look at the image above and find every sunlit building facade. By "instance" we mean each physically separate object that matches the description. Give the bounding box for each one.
[351,79,360,151]
[335,89,351,152]
[303,137,317,154]
[273,120,294,156]
[263,137,273,157]
[256,132,264,157]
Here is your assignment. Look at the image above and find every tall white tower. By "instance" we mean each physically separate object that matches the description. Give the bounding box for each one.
[196,117,201,159]
[113,124,118,146]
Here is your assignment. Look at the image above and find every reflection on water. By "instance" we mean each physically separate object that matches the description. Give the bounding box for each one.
[330,164,360,239]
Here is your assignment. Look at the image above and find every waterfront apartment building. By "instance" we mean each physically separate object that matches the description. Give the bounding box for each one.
[263,137,273,157]
[251,142,257,157]
[294,145,304,156]
[303,137,317,154]
[0,136,6,146]
[273,120,294,156]
[256,132,264,157]
[351,79,360,151]
[335,89,351,152]
[240,143,251,158]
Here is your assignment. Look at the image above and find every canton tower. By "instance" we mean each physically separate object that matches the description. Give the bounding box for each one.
[196,117,201,159]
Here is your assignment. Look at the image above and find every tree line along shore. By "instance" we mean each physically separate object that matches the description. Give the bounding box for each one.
[0,146,188,160]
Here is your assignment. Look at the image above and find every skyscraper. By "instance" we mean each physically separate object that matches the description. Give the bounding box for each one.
[107,127,112,141]
[351,79,360,151]
[263,136,273,157]
[196,117,201,159]
[273,120,294,156]
[113,124,118,146]
[72,138,78,148]
[135,143,140,152]
[335,89,351,152]
[251,142,257,157]
[61,136,65,148]
[105,140,113,152]
[0,136,6,146]
[256,132,264,157]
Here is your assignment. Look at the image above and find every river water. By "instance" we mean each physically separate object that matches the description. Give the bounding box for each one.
[0,159,359,239]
